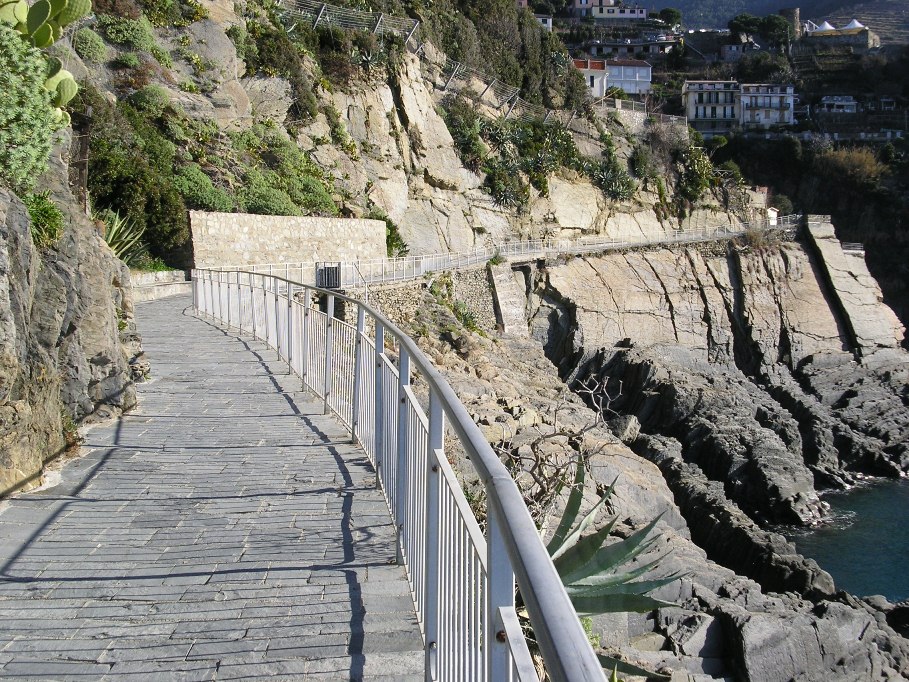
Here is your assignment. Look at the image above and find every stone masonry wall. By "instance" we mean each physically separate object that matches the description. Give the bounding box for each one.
[190,211,386,268]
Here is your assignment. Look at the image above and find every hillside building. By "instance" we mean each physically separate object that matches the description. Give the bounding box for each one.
[569,0,647,20]
[683,80,797,136]
[535,14,553,31]
[573,58,610,97]
[573,58,652,97]
[740,84,796,129]
[604,59,651,94]
[583,34,679,58]
[817,95,859,113]
[682,81,740,136]
[801,18,881,51]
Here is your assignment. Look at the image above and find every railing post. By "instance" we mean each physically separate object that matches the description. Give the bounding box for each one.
[226,271,232,328]
[374,320,385,490]
[301,287,311,390]
[274,278,281,357]
[250,273,257,340]
[262,276,270,347]
[286,282,294,374]
[423,392,444,682]
[487,504,515,681]
[323,294,335,414]
[350,304,366,444]
[395,346,411,565]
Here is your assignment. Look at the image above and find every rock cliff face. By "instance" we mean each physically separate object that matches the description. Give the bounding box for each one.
[374,262,909,682]
[523,221,908,596]
[0,137,141,495]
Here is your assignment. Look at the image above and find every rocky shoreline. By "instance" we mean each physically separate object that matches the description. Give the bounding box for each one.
[373,220,909,680]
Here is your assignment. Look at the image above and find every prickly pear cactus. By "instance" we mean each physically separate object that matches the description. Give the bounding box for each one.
[3,0,92,124]
[55,0,90,26]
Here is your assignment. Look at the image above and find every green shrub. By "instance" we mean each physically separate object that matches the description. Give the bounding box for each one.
[128,84,170,117]
[73,28,108,63]
[0,25,58,192]
[232,123,337,216]
[173,163,234,212]
[585,154,636,201]
[140,0,207,27]
[237,169,299,216]
[24,192,65,248]
[769,193,794,215]
[114,51,141,68]
[368,208,408,257]
[97,14,157,52]
[243,20,317,123]
[483,157,529,211]
[75,86,189,258]
[680,145,714,201]
[442,96,486,173]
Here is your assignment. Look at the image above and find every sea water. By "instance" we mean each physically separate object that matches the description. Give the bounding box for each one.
[786,478,909,602]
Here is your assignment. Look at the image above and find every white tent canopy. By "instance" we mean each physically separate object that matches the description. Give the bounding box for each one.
[844,19,865,29]
[817,20,836,30]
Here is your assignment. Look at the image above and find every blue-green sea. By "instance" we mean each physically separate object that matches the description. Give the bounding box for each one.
[785,478,909,602]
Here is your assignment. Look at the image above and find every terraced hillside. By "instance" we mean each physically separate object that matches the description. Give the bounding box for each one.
[811,0,909,45]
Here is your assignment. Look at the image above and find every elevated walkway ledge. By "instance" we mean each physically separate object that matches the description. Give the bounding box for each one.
[0,295,423,681]
[131,270,193,302]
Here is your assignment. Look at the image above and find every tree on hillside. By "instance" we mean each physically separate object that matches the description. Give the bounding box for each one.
[735,51,792,83]
[728,13,761,37]
[658,7,682,27]
[759,14,793,46]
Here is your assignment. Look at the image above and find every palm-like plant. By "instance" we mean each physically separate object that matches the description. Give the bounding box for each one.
[543,463,680,679]
[96,209,147,266]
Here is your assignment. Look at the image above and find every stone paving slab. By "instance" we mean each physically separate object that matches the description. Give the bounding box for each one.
[0,295,423,680]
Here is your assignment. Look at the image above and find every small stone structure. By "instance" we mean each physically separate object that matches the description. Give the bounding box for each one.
[189,211,386,268]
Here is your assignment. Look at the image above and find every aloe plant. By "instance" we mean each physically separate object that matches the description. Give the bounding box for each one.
[97,209,147,266]
[544,462,680,680]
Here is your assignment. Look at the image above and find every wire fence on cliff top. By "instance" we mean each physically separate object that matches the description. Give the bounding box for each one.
[277,0,685,133]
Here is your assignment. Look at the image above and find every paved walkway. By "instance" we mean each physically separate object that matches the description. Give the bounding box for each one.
[0,296,423,681]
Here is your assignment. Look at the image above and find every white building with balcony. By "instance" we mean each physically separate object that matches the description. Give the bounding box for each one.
[605,59,651,95]
[573,58,609,98]
[740,84,795,129]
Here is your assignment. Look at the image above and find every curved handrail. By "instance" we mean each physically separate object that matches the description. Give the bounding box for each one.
[191,270,607,681]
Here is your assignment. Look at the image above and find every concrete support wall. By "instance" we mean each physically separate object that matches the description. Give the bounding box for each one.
[190,211,386,268]
[804,215,904,355]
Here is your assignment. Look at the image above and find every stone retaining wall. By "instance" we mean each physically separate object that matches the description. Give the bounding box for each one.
[190,211,386,268]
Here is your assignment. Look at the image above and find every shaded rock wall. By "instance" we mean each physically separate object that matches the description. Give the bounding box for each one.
[0,137,141,496]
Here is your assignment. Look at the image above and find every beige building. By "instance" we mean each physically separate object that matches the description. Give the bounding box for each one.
[683,80,797,137]
[682,81,740,137]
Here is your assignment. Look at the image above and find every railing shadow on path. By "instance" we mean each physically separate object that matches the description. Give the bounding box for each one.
[0,297,419,680]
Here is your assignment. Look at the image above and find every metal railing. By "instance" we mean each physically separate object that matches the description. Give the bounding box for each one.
[215,215,803,290]
[191,271,606,682]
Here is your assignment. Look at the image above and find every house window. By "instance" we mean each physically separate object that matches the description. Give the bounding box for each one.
[711,106,717,118]
[590,75,594,87]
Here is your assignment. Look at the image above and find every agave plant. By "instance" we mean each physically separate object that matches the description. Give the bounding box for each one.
[544,462,680,679]
[97,209,147,266]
